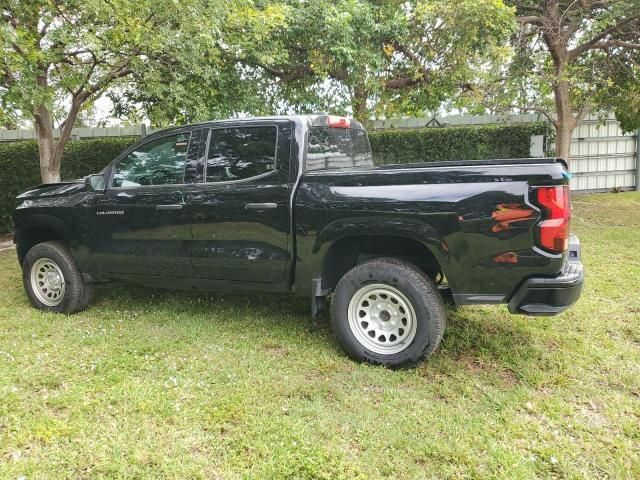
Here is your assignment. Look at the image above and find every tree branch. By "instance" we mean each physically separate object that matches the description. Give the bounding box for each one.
[393,42,429,75]
[10,41,26,57]
[384,42,431,89]
[70,49,101,96]
[254,62,313,82]
[0,61,16,86]
[575,105,591,124]
[514,2,543,13]
[594,40,640,49]
[578,1,608,10]
[490,102,556,125]
[517,16,545,26]
[85,62,135,97]
[57,94,84,145]
[39,20,50,39]
[384,77,422,89]
[2,11,18,29]
[569,14,640,59]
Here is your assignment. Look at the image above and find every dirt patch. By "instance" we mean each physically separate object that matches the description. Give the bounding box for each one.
[497,368,519,386]
[263,342,289,357]
[0,233,13,252]
[458,354,485,374]
[578,401,612,430]
[458,354,519,386]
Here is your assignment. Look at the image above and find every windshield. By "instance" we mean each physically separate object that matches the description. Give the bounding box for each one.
[306,127,373,171]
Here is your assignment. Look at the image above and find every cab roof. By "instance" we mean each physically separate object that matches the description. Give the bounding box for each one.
[154,114,365,134]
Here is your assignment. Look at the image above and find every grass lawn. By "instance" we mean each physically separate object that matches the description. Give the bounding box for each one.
[1,192,639,479]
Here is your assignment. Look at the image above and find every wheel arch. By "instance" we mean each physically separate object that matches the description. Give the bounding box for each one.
[14,215,72,265]
[320,234,447,293]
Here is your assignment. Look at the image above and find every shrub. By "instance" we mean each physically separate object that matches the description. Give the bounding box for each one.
[368,122,549,165]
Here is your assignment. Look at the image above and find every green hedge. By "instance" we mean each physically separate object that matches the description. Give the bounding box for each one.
[367,122,549,165]
[0,122,548,232]
[0,137,136,232]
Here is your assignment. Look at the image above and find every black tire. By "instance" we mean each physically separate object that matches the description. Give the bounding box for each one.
[22,241,91,314]
[330,257,446,368]
[78,280,94,311]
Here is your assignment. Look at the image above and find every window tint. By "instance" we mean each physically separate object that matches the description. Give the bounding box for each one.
[206,126,277,183]
[112,133,190,187]
[307,127,373,171]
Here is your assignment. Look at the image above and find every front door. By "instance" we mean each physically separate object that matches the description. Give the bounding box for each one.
[93,130,198,277]
[188,122,293,283]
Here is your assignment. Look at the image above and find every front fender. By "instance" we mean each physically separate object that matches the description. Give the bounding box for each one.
[13,213,75,244]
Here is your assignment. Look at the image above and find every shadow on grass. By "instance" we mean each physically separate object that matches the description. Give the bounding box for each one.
[446,309,537,355]
[434,307,562,386]
[90,281,549,378]
[92,281,311,322]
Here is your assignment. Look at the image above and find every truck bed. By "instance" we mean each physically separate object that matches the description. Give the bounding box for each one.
[295,158,568,301]
[305,157,564,175]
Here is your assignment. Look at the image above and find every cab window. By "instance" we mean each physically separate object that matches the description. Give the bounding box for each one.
[205,126,277,183]
[112,133,191,187]
[307,127,372,171]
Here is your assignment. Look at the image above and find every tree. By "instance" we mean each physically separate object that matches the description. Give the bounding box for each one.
[231,0,515,121]
[0,104,16,128]
[0,0,229,183]
[108,3,289,126]
[477,1,640,162]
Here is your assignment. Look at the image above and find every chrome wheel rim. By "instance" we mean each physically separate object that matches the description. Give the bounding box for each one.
[348,283,417,355]
[30,258,65,307]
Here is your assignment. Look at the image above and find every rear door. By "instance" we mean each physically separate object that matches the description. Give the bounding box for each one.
[93,129,202,277]
[188,121,293,283]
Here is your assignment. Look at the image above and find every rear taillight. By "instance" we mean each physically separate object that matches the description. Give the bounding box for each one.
[534,185,570,254]
[327,115,351,128]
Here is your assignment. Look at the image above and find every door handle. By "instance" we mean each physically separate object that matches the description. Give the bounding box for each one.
[117,191,135,199]
[245,202,277,210]
[156,204,183,211]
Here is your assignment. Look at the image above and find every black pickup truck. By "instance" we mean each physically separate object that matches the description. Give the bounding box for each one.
[12,114,583,367]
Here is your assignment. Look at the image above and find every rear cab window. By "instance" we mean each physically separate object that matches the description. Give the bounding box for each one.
[205,126,277,183]
[306,127,373,171]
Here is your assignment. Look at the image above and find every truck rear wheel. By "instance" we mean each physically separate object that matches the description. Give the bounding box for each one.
[22,241,92,314]
[330,257,446,368]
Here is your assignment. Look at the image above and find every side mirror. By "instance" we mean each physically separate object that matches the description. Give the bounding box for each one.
[85,173,106,192]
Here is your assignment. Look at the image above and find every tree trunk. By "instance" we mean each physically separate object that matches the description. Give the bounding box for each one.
[553,81,577,163]
[33,106,62,183]
[351,83,368,121]
[554,120,574,163]
[33,95,84,184]
[540,1,577,164]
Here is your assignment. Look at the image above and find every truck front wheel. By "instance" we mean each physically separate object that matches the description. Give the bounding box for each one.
[330,258,446,368]
[22,241,92,314]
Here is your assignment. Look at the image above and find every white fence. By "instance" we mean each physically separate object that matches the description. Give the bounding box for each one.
[367,113,544,129]
[1,114,638,193]
[568,117,638,192]
[0,125,153,141]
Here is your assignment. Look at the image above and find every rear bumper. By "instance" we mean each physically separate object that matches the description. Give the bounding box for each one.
[508,235,584,316]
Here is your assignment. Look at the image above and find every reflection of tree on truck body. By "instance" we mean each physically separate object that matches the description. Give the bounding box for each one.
[206,127,277,182]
